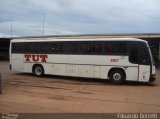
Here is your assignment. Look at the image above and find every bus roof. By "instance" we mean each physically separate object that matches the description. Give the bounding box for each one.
[11,38,147,43]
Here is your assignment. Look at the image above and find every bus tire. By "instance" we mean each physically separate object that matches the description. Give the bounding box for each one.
[110,69,125,84]
[33,65,44,77]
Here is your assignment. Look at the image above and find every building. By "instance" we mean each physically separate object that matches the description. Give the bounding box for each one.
[0,33,160,66]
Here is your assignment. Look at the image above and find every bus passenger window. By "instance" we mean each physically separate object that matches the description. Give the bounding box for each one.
[12,43,24,53]
[31,43,40,53]
[70,42,80,53]
[81,42,91,53]
[92,42,102,53]
[104,42,114,54]
[40,43,50,53]
[24,43,32,53]
[129,45,138,64]
[115,43,127,55]
[51,43,57,52]
[61,42,70,53]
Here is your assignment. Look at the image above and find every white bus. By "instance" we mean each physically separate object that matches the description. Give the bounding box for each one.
[10,38,156,83]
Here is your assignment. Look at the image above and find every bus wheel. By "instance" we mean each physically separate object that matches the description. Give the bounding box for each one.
[110,70,125,84]
[33,65,44,77]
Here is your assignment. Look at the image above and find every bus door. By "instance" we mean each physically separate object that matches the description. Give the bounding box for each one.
[129,43,151,82]
[137,43,151,82]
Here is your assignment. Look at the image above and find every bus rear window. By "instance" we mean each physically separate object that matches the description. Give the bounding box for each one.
[12,43,24,53]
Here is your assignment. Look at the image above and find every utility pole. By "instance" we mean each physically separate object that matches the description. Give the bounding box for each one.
[11,24,12,37]
[43,11,46,36]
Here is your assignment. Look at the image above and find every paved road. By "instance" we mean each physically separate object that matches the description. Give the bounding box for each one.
[0,60,160,113]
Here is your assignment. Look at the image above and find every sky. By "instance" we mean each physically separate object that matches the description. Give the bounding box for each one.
[0,0,160,37]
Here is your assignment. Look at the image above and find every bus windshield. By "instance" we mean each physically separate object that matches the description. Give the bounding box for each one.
[129,42,151,65]
[148,45,155,66]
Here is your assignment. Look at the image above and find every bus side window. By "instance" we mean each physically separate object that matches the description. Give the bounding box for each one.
[51,43,57,53]
[12,43,24,53]
[129,45,138,64]
[81,42,91,54]
[104,42,114,54]
[24,43,32,53]
[40,42,51,54]
[92,42,102,53]
[70,42,80,54]
[61,42,70,53]
[115,42,127,55]
[24,42,40,54]
[31,43,40,53]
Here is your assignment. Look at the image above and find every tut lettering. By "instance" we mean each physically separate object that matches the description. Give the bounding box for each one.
[24,54,48,62]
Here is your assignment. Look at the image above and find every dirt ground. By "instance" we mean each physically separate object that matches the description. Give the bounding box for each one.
[0,60,160,113]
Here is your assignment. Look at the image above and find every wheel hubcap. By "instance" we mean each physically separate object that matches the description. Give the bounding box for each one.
[113,73,121,81]
[35,67,42,75]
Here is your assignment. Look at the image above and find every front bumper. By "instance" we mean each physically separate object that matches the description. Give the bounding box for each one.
[149,74,156,82]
